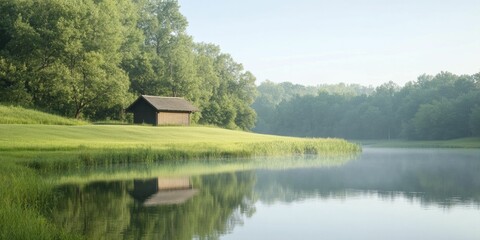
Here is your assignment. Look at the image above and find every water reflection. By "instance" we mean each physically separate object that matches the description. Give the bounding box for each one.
[49,148,480,239]
[51,172,256,240]
[255,148,480,207]
[129,177,198,206]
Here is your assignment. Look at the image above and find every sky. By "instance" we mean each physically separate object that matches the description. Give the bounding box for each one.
[178,0,480,86]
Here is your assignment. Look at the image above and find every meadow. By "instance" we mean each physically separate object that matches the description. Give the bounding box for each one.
[0,125,360,174]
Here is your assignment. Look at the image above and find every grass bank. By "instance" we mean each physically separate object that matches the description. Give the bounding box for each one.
[0,105,86,125]
[357,138,480,148]
[0,161,80,240]
[0,125,360,157]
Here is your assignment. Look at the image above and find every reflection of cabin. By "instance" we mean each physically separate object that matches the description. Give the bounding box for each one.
[125,95,198,126]
[129,177,198,206]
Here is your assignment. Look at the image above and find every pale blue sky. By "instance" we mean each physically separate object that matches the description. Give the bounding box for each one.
[178,0,480,86]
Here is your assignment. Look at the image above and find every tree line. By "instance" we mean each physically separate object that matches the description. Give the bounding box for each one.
[0,0,257,130]
[253,72,480,140]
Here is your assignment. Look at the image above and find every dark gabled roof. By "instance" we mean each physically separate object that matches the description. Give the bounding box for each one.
[126,95,198,112]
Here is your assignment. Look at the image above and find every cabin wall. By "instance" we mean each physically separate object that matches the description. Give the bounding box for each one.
[131,101,157,125]
[157,177,191,190]
[157,111,190,126]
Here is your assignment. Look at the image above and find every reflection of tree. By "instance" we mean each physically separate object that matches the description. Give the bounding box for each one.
[255,150,480,207]
[50,171,256,240]
[123,172,256,240]
[50,182,133,239]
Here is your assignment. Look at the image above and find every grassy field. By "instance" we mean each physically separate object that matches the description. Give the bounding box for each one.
[0,125,360,157]
[358,138,480,148]
[0,105,86,125]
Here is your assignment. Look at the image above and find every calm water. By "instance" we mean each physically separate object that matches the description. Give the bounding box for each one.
[50,148,480,239]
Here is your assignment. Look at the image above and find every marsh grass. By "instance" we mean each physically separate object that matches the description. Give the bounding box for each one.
[0,162,80,240]
[17,139,360,173]
[0,105,86,125]
[10,146,358,186]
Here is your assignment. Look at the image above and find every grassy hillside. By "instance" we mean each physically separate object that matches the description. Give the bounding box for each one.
[0,125,342,149]
[0,105,86,125]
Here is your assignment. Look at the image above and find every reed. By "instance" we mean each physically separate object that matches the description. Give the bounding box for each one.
[0,162,80,240]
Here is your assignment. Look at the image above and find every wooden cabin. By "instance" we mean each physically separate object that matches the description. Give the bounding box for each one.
[129,177,198,206]
[126,95,198,126]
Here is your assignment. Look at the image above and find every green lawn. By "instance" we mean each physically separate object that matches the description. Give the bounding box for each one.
[0,125,360,157]
[0,124,308,148]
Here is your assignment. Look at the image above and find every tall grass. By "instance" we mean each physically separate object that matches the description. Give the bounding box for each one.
[0,162,80,240]
[0,105,86,125]
[21,140,359,173]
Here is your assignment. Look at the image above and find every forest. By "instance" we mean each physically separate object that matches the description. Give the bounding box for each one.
[253,72,480,140]
[0,0,257,130]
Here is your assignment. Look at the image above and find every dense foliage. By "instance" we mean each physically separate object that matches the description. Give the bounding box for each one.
[254,72,480,140]
[0,0,257,130]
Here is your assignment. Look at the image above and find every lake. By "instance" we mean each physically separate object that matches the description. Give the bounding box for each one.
[48,148,480,239]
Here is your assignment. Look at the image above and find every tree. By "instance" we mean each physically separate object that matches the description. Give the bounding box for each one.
[0,0,131,118]
[196,50,257,130]
[0,57,30,105]
[372,81,400,139]
[470,105,480,137]
[133,0,196,98]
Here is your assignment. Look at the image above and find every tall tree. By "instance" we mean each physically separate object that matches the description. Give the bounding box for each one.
[0,0,132,118]
[132,0,196,98]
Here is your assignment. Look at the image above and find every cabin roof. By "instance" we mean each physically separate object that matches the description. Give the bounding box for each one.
[143,189,199,206]
[126,95,198,112]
